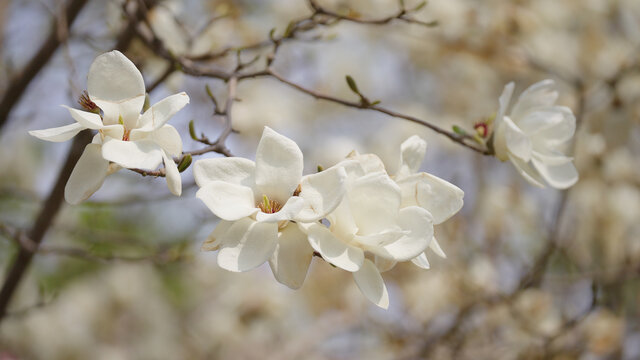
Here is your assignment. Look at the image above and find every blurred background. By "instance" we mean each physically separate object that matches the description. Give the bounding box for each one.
[0,0,639,359]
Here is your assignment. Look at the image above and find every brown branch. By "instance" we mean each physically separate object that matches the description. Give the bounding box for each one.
[267,69,490,155]
[0,1,157,324]
[0,130,92,321]
[0,0,88,132]
[133,0,483,157]
[145,64,176,93]
[308,0,437,27]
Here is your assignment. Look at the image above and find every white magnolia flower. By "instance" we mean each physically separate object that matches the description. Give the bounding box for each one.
[29,50,189,203]
[492,79,579,189]
[194,127,347,289]
[391,135,464,268]
[302,164,434,309]
[346,137,464,270]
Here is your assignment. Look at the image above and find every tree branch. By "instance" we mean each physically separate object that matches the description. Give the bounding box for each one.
[267,69,490,155]
[0,0,88,132]
[0,0,158,324]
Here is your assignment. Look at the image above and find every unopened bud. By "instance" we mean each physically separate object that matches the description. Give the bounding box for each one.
[177,154,192,173]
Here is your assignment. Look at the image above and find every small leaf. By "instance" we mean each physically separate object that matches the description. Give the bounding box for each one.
[205,84,215,100]
[188,120,198,140]
[452,125,467,136]
[370,100,381,106]
[177,154,192,173]
[269,28,276,40]
[283,21,296,37]
[317,165,324,172]
[345,75,360,94]
[413,1,427,11]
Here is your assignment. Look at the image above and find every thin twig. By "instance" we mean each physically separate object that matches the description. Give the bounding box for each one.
[267,69,490,155]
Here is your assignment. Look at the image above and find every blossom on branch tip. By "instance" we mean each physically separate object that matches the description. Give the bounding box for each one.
[492,80,579,189]
[29,50,190,203]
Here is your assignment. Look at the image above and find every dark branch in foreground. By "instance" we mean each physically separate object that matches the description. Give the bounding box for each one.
[0,0,88,132]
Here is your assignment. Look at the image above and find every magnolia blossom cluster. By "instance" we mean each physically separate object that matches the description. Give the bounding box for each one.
[194,128,463,308]
[27,50,580,308]
[29,51,189,203]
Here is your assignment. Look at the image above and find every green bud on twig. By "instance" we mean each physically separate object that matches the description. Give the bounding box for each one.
[413,1,427,11]
[284,21,296,38]
[452,125,467,136]
[178,154,192,173]
[346,75,360,94]
[189,120,198,140]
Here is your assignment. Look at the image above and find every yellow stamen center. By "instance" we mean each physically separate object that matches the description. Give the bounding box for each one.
[258,195,282,214]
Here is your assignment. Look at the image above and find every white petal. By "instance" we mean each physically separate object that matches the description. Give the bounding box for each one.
[201,220,233,251]
[96,97,145,128]
[347,153,386,175]
[87,51,145,102]
[429,236,446,258]
[355,229,405,249]
[307,223,364,272]
[295,166,347,222]
[374,256,397,272]
[254,127,303,203]
[517,106,574,136]
[255,196,305,223]
[379,206,433,262]
[397,135,427,178]
[63,106,103,129]
[64,144,109,204]
[193,157,256,188]
[162,151,181,196]
[532,150,574,166]
[269,223,314,289]
[196,181,258,221]
[137,92,189,130]
[101,124,125,140]
[396,172,464,225]
[411,252,431,269]
[508,153,546,188]
[348,172,401,235]
[493,119,509,161]
[531,157,579,189]
[336,159,367,181]
[504,116,532,162]
[511,79,558,120]
[326,199,358,242]
[353,259,389,309]
[217,218,278,272]
[101,139,163,170]
[29,122,85,142]
[152,124,183,157]
[496,82,515,125]
[87,50,145,125]
[530,107,576,148]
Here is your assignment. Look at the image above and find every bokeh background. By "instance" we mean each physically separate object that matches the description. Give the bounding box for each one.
[0,0,639,359]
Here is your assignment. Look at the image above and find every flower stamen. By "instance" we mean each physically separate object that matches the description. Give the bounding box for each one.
[78,91,99,113]
[258,195,282,214]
